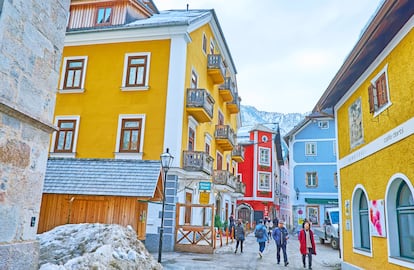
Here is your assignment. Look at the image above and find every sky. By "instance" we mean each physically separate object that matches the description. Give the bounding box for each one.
[156,0,384,113]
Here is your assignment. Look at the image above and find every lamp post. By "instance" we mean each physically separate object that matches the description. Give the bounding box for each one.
[158,148,174,263]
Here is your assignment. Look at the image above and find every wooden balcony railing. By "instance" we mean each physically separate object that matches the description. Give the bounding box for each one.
[186,88,214,122]
[207,54,225,84]
[218,77,236,102]
[183,151,214,175]
[215,125,235,151]
[213,170,237,190]
[231,145,245,162]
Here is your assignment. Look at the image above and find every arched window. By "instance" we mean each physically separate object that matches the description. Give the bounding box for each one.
[352,187,371,254]
[396,182,414,259]
[359,192,370,250]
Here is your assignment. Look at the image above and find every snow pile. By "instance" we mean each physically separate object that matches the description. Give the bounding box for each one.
[37,223,162,270]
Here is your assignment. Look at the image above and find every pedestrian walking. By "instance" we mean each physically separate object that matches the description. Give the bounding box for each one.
[254,219,268,258]
[272,219,289,266]
[299,220,316,269]
[234,219,245,254]
[229,214,235,239]
[266,219,273,242]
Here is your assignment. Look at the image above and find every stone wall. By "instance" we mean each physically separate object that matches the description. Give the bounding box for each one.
[0,0,69,269]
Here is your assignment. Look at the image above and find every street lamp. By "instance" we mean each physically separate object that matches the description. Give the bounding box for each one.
[158,148,174,263]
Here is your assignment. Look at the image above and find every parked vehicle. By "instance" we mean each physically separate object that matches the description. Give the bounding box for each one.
[314,208,339,249]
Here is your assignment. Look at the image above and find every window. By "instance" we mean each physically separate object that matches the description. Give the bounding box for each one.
[96,7,112,25]
[60,56,88,92]
[216,152,223,170]
[119,119,142,152]
[396,182,414,259]
[258,172,271,191]
[188,127,195,151]
[318,120,328,129]
[114,114,145,159]
[191,69,198,89]
[205,133,212,155]
[210,39,215,54]
[259,147,270,166]
[202,33,207,54]
[306,172,318,187]
[218,111,224,125]
[352,187,371,255]
[368,65,390,115]
[305,142,317,156]
[51,116,80,158]
[122,53,150,90]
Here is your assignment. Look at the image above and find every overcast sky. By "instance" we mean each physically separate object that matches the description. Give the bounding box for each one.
[156,0,383,113]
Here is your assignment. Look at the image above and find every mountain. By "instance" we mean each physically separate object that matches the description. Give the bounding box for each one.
[240,105,308,135]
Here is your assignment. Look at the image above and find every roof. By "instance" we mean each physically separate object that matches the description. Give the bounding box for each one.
[314,1,414,111]
[44,158,161,197]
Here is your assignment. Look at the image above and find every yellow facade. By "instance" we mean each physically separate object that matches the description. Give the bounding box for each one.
[336,16,414,270]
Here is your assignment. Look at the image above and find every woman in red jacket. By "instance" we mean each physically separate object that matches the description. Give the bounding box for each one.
[299,220,316,269]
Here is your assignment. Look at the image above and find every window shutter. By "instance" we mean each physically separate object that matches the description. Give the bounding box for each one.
[368,84,375,113]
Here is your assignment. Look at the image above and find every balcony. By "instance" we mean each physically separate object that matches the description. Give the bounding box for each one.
[234,181,246,197]
[231,145,245,162]
[207,54,226,84]
[227,91,240,114]
[213,170,237,192]
[214,125,235,151]
[218,77,236,102]
[186,88,214,123]
[183,151,214,175]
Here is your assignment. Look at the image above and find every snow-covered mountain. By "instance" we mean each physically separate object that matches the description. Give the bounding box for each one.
[240,105,308,135]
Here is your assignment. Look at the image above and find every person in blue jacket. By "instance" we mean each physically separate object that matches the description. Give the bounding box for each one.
[254,219,268,258]
[272,219,289,266]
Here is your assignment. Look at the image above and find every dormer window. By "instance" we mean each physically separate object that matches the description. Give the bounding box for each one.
[96,7,112,25]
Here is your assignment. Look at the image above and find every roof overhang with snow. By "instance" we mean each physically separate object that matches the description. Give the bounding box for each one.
[44,158,161,197]
[313,0,414,112]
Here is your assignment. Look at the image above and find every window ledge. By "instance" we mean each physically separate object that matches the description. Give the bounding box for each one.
[121,86,149,92]
[353,247,372,257]
[49,152,76,158]
[114,152,143,160]
[58,88,85,94]
[389,256,414,268]
[373,102,392,117]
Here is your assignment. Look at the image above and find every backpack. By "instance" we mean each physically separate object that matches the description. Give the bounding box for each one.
[255,227,264,238]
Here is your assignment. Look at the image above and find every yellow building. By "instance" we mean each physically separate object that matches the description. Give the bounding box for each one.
[39,0,244,253]
[314,1,414,269]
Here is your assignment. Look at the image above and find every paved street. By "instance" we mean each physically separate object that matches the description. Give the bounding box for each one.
[155,232,341,270]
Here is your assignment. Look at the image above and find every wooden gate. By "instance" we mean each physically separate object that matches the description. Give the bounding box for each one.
[174,203,215,254]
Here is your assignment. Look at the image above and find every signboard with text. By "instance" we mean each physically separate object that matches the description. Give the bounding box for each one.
[199,181,211,191]
[199,192,210,204]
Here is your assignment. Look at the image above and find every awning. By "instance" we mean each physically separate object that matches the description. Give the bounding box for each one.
[305,198,338,205]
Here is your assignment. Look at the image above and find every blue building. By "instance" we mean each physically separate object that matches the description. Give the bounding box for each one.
[284,109,338,232]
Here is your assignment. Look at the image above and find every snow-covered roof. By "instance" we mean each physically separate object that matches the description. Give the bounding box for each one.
[44,158,161,197]
[126,9,211,27]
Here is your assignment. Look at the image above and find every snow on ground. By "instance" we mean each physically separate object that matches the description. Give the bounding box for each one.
[37,223,162,270]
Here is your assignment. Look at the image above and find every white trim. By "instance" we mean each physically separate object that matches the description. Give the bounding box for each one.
[293,138,336,142]
[188,116,198,150]
[163,35,188,167]
[202,32,207,55]
[190,67,199,88]
[121,52,151,90]
[338,117,414,169]
[50,115,81,157]
[58,56,88,92]
[305,142,317,156]
[335,16,414,111]
[114,114,146,159]
[351,185,373,257]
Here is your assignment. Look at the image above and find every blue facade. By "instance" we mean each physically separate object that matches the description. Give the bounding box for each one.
[284,113,338,231]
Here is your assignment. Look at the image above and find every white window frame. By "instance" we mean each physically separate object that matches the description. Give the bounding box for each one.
[50,115,80,158]
[386,174,414,269]
[351,185,372,257]
[209,38,215,54]
[258,147,270,166]
[59,56,88,93]
[121,52,151,91]
[318,120,329,129]
[305,142,317,156]
[191,68,198,89]
[258,172,271,191]
[202,32,207,55]
[205,132,212,154]
[371,64,391,117]
[114,114,146,159]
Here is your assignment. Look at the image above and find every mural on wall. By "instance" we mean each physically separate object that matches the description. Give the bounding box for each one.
[369,199,386,237]
[348,97,364,148]
[307,205,319,226]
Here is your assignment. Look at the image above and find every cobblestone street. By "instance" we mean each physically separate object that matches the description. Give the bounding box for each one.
[157,232,341,270]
